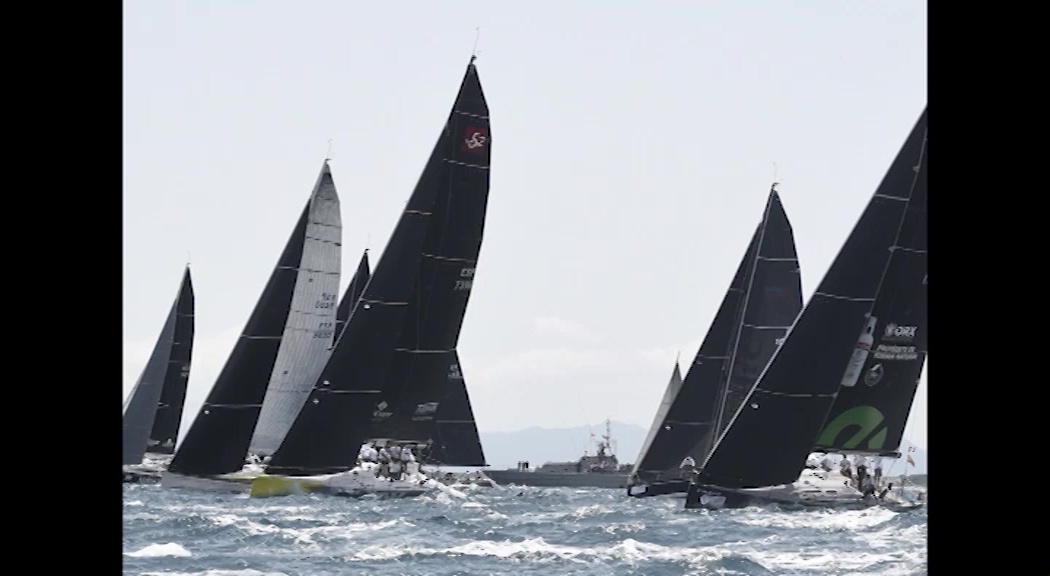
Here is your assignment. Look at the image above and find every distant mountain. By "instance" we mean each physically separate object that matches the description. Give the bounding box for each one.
[477,422,927,474]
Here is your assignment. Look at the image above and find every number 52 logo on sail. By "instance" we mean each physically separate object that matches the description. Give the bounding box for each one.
[462,126,488,154]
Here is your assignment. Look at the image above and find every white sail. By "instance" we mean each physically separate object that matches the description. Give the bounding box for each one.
[249,162,343,456]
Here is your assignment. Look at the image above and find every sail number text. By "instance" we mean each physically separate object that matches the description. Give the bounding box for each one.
[454,267,475,291]
[313,321,335,339]
[314,292,337,309]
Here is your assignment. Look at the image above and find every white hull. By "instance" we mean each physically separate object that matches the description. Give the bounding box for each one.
[686,468,924,511]
[249,462,434,498]
[160,471,258,494]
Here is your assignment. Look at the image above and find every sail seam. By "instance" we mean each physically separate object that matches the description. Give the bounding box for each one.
[444,159,489,169]
[422,253,476,263]
[756,389,836,398]
[874,193,909,202]
[740,324,792,330]
[240,335,283,340]
[275,265,339,275]
[455,111,489,119]
[812,292,875,302]
[756,256,797,262]
[360,299,409,305]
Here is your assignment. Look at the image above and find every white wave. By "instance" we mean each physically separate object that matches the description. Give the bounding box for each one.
[342,535,924,574]
[139,571,289,576]
[124,542,191,557]
[729,506,900,530]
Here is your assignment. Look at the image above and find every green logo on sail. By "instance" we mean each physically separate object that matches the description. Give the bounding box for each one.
[816,406,887,450]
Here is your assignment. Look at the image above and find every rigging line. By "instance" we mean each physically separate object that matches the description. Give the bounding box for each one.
[471,27,481,60]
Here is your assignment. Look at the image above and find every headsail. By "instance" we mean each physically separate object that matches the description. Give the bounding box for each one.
[266,58,489,476]
[168,160,342,476]
[423,350,487,466]
[146,266,195,455]
[812,118,928,458]
[696,107,928,489]
[631,360,684,479]
[122,266,195,465]
[334,249,371,341]
[711,189,804,445]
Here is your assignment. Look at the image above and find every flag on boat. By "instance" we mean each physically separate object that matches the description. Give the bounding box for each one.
[906,455,915,466]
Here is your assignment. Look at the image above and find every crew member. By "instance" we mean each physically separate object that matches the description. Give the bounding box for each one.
[377,445,391,477]
[389,444,404,480]
[839,456,852,480]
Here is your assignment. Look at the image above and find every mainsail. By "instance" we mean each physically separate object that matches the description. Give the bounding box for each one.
[630,188,803,483]
[147,266,196,455]
[168,160,342,476]
[368,56,492,449]
[122,265,196,465]
[695,107,928,490]
[424,350,487,466]
[335,249,371,341]
[266,57,490,476]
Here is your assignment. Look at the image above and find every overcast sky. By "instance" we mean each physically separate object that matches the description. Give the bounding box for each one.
[123,1,927,450]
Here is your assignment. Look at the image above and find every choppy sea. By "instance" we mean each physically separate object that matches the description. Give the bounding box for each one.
[123,482,927,576]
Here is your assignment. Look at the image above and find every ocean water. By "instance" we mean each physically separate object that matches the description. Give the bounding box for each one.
[123,482,927,576]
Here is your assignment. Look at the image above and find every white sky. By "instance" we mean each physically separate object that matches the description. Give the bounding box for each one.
[123,1,927,450]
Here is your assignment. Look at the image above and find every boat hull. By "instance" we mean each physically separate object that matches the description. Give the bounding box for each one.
[626,478,691,498]
[484,469,628,489]
[249,470,433,498]
[160,471,256,493]
[683,475,924,512]
[123,468,161,484]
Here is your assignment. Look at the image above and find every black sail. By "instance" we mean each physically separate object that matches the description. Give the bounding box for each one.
[335,250,371,340]
[122,266,195,465]
[169,162,341,476]
[267,59,489,476]
[812,119,928,457]
[424,350,487,466]
[696,108,928,489]
[631,187,803,484]
[147,266,195,455]
[711,190,804,443]
[369,59,491,448]
[629,228,757,482]
[631,360,685,479]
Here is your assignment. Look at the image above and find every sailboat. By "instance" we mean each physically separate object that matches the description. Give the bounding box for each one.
[627,187,803,498]
[683,107,928,512]
[248,56,492,499]
[122,265,195,483]
[161,159,342,493]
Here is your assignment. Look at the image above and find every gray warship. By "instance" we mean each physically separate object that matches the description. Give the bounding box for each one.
[483,420,632,489]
